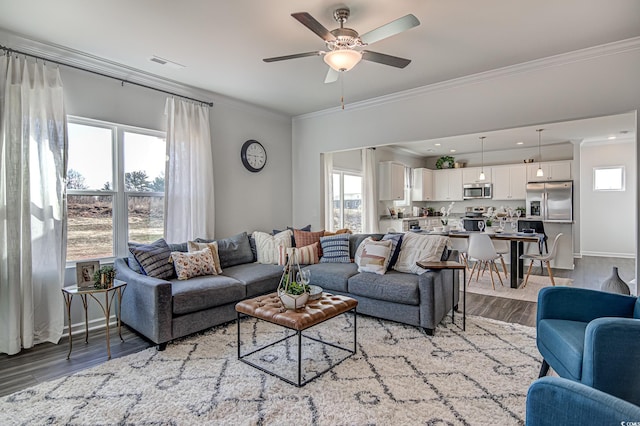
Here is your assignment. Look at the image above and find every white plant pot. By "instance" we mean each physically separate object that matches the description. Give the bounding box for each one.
[278,291,309,310]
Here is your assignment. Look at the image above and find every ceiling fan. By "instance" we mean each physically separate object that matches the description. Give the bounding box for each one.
[263,7,420,83]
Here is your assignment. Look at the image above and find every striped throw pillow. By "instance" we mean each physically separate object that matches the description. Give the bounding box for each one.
[278,242,319,266]
[319,234,351,263]
[293,229,325,256]
[129,238,174,279]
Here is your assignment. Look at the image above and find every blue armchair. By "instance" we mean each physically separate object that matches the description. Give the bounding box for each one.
[526,377,640,426]
[537,286,640,406]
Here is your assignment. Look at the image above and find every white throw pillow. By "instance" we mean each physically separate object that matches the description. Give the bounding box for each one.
[170,248,217,280]
[187,240,223,274]
[393,232,450,275]
[355,238,393,275]
[252,230,293,264]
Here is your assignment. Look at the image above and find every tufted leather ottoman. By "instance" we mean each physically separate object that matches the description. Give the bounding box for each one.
[236,292,358,386]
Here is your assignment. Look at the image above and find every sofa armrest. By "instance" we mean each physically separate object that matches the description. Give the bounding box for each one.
[526,377,640,426]
[417,265,459,330]
[114,258,173,345]
[536,287,636,323]
[582,317,640,406]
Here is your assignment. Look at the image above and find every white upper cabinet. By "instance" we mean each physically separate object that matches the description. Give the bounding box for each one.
[492,164,527,200]
[412,168,433,201]
[379,161,405,200]
[462,166,492,183]
[433,168,463,201]
[526,160,572,182]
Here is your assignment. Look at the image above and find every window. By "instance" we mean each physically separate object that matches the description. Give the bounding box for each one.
[332,170,363,233]
[66,116,166,262]
[593,166,625,191]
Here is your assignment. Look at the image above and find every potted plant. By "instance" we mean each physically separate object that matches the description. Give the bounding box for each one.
[436,155,455,169]
[277,253,310,309]
[93,265,115,289]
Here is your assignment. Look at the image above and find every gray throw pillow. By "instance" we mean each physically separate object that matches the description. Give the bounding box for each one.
[196,232,254,268]
[129,238,175,279]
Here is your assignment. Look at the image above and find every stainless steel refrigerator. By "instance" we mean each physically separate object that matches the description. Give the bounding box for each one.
[526,181,573,222]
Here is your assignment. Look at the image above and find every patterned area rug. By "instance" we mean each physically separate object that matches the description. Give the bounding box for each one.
[465,271,573,302]
[0,314,540,425]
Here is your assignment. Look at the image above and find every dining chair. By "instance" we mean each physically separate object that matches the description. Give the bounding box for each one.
[491,239,509,280]
[520,233,563,287]
[518,220,549,272]
[467,233,503,290]
[449,238,469,270]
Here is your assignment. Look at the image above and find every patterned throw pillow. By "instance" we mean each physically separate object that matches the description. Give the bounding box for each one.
[278,242,319,266]
[252,230,293,264]
[319,233,351,263]
[355,238,393,275]
[187,241,223,274]
[272,225,311,246]
[129,238,174,279]
[171,248,217,280]
[293,229,325,257]
[393,232,450,275]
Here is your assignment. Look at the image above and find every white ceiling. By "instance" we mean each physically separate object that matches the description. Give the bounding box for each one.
[1,0,639,118]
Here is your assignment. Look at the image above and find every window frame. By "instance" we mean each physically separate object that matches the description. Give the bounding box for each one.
[593,165,625,191]
[66,115,166,265]
[331,168,363,233]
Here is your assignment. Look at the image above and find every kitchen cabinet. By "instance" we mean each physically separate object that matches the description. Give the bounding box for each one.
[492,164,527,200]
[412,168,433,201]
[379,218,404,233]
[433,168,463,201]
[527,160,572,182]
[379,161,405,200]
[462,166,492,183]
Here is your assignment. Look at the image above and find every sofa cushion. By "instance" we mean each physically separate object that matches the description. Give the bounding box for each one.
[348,270,420,305]
[319,233,351,263]
[393,233,450,275]
[222,262,284,297]
[253,230,292,264]
[196,232,254,269]
[171,248,217,280]
[171,274,245,315]
[303,262,359,292]
[355,237,393,275]
[188,241,223,274]
[537,319,588,380]
[129,238,175,279]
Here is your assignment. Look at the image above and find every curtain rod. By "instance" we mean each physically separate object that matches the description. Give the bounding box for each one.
[0,44,213,107]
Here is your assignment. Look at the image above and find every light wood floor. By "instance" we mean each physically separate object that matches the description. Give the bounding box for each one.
[0,255,634,398]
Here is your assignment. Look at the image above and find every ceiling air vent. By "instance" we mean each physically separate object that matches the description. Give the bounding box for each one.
[149,56,185,69]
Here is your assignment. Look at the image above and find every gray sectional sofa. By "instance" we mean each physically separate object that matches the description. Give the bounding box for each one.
[115,232,460,350]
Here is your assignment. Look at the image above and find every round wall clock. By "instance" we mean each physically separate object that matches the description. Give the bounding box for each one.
[240,139,267,172]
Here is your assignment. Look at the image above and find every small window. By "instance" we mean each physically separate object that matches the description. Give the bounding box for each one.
[593,166,625,191]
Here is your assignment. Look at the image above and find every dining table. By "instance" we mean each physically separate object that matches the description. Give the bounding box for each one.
[416,230,543,289]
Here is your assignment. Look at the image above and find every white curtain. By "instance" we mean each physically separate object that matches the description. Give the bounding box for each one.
[0,55,66,355]
[362,148,379,233]
[322,152,334,231]
[164,98,215,242]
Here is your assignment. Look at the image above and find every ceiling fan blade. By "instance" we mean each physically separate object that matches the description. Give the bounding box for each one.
[359,14,420,45]
[362,50,411,68]
[263,51,323,63]
[291,12,336,42]
[324,67,339,84]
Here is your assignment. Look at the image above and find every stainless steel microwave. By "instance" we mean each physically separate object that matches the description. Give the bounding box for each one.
[463,183,492,200]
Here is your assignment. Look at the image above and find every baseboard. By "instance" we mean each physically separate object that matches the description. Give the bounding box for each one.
[580,251,636,259]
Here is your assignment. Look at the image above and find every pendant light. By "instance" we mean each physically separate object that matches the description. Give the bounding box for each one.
[536,129,544,177]
[479,136,486,180]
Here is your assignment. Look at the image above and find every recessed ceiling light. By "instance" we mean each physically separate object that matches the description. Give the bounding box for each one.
[517,141,524,145]
[434,143,441,146]
[608,136,616,140]
[450,149,456,153]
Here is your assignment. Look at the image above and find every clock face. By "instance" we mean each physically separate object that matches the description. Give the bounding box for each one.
[241,140,267,172]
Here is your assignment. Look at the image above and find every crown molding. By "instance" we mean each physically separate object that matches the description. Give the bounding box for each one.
[0,29,290,121]
[294,36,640,122]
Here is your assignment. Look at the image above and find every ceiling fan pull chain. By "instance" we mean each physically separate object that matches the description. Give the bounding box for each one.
[340,72,345,110]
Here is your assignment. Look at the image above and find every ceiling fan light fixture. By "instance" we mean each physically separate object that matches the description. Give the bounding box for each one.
[324,49,362,72]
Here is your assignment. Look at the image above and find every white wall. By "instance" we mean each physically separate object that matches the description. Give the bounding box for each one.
[580,139,636,257]
[292,40,640,278]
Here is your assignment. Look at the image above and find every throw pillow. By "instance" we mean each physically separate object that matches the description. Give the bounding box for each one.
[323,228,352,236]
[187,241,223,274]
[278,242,319,266]
[129,238,174,279]
[273,224,311,246]
[170,248,217,280]
[252,230,293,264]
[195,232,254,268]
[393,232,450,275]
[355,238,393,275]
[319,233,351,263]
[293,229,325,257]
[382,233,403,271]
